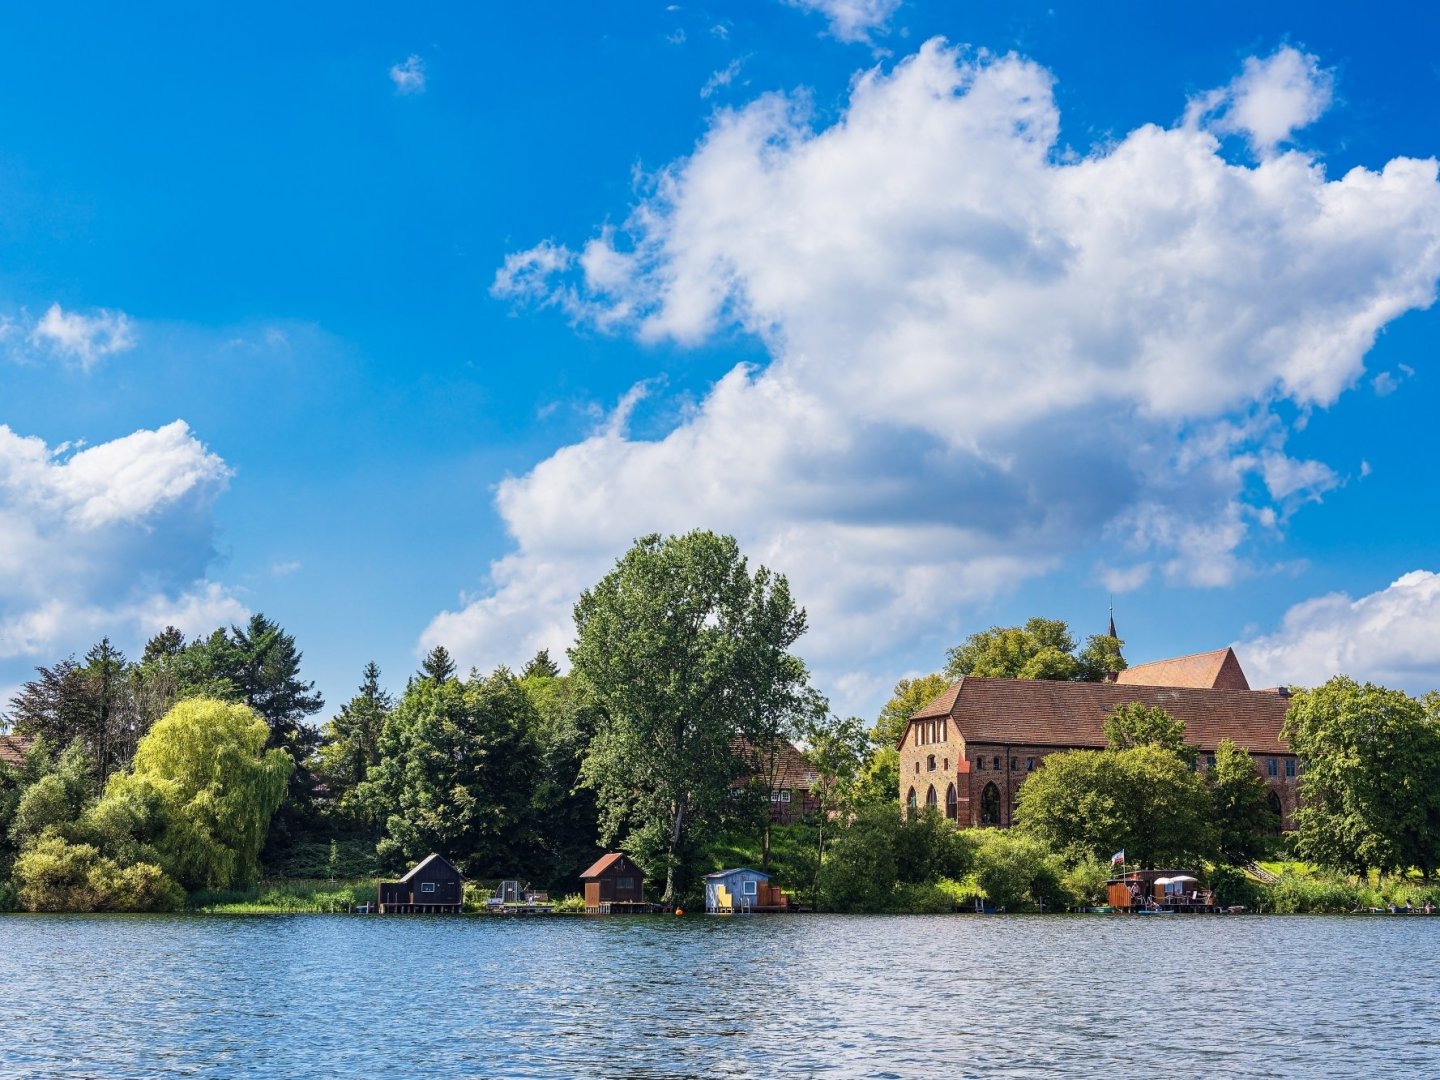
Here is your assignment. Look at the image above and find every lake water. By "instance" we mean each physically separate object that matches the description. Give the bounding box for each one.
[0,913,1431,1077]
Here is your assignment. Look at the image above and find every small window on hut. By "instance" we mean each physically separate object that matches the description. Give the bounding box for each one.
[420,882,436,894]
[743,880,758,896]
[616,876,635,890]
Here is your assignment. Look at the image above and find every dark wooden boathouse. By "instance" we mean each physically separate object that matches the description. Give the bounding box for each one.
[378,853,464,913]
[579,852,649,913]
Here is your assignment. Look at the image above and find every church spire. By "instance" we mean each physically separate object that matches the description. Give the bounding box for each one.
[1107,598,1117,640]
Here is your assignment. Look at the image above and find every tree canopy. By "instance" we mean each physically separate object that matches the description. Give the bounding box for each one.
[1104,701,1196,766]
[945,618,1126,682]
[570,530,821,902]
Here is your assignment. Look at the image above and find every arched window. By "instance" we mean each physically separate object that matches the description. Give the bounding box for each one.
[981,782,1001,826]
[945,783,958,821]
[927,754,936,772]
[1266,790,1283,831]
[926,785,938,810]
[906,787,918,817]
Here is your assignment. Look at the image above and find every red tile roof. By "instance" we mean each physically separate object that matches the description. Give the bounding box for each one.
[579,852,629,880]
[906,676,1292,755]
[1116,647,1251,690]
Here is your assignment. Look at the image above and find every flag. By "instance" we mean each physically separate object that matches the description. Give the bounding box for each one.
[1110,849,1125,866]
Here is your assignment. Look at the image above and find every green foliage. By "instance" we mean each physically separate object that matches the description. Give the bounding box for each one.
[1209,738,1279,863]
[518,673,602,892]
[817,806,974,912]
[190,878,377,913]
[969,829,1068,911]
[550,893,585,913]
[571,530,820,902]
[945,618,1125,683]
[1015,744,1216,868]
[359,668,540,878]
[13,835,182,912]
[261,838,379,879]
[314,661,394,823]
[104,697,293,890]
[9,740,93,849]
[1283,676,1440,875]
[1103,701,1196,765]
[1207,865,1266,909]
[521,650,561,680]
[419,646,458,684]
[1059,854,1112,907]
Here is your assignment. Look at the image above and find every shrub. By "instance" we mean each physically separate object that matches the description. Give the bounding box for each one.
[1207,865,1266,909]
[970,830,1067,911]
[14,836,182,912]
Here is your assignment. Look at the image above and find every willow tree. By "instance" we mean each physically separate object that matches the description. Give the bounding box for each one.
[571,531,819,903]
[105,698,292,890]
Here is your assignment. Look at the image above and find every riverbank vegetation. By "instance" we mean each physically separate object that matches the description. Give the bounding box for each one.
[2,529,1438,916]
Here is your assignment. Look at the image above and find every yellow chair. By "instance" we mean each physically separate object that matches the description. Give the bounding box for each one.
[714,884,734,914]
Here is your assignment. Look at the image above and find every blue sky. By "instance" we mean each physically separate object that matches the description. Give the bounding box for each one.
[4,0,1440,721]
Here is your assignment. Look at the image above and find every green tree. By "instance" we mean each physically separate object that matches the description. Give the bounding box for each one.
[816,804,974,912]
[103,698,293,890]
[12,835,182,913]
[315,662,393,821]
[945,618,1125,683]
[803,713,870,900]
[872,674,951,749]
[359,668,540,876]
[1283,677,1440,876]
[1015,744,1216,868]
[519,671,602,891]
[570,531,819,903]
[971,829,1068,911]
[1208,738,1278,864]
[1104,701,1196,765]
[9,741,94,850]
[419,645,458,684]
[521,649,561,680]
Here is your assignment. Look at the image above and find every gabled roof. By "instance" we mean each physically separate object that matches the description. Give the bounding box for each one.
[904,676,1292,755]
[399,852,461,882]
[580,852,633,880]
[1115,647,1251,691]
[705,867,771,881]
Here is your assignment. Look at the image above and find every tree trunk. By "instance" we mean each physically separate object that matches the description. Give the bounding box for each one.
[664,801,685,903]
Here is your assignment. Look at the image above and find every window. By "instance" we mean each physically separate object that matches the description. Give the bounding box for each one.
[1267,758,1279,777]
[992,756,1001,771]
[914,761,920,774]
[1285,758,1296,778]
[939,720,946,742]
[1026,757,1035,772]
[616,876,635,890]
[742,880,758,896]
[981,783,1001,826]
[1206,754,1216,769]
[906,787,918,815]
[780,790,791,803]
[946,783,958,821]
[1011,757,1019,771]
[943,758,949,772]
[927,754,936,772]
[926,786,938,809]
[976,757,986,771]
[420,882,436,894]
[771,790,782,801]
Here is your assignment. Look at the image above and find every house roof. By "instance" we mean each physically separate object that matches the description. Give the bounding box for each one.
[1115,647,1251,690]
[904,676,1292,755]
[705,867,771,881]
[399,853,460,882]
[579,852,632,880]
[0,734,32,768]
[736,737,820,790]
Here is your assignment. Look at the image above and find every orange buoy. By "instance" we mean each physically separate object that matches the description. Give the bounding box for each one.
[674,907,684,916]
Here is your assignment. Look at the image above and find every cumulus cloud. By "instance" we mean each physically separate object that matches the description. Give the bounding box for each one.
[785,0,901,43]
[1240,572,1440,693]
[29,303,135,369]
[0,421,241,662]
[390,55,426,95]
[465,41,1440,710]
[1186,46,1333,158]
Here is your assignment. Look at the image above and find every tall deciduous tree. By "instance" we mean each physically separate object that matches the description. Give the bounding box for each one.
[360,668,540,876]
[1015,745,1216,868]
[1104,701,1196,766]
[1208,738,1278,864]
[1283,677,1440,877]
[570,531,818,903]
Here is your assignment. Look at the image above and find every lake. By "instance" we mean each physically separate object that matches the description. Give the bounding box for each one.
[0,913,1430,1077]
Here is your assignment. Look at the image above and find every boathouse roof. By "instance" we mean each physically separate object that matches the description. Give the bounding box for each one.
[580,852,638,880]
[398,852,461,883]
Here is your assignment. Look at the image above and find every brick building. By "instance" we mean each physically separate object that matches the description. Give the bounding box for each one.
[897,648,1299,829]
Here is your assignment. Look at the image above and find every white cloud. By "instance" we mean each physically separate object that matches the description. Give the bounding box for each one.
[465,41,1440,713]
[786,0,901,43]
[701,58,744,99]
[30,303,135,370]
[0,421,240,662]
[1186,46,1333,158]
[390,55,426,95]
[270,560,302,578]
[1240,571,1440,692]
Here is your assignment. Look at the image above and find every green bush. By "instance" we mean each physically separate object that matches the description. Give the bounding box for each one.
[1208,865,1266,909]
[551,893,585,913]
[14,835,183,912]
[970,830,1067,911]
